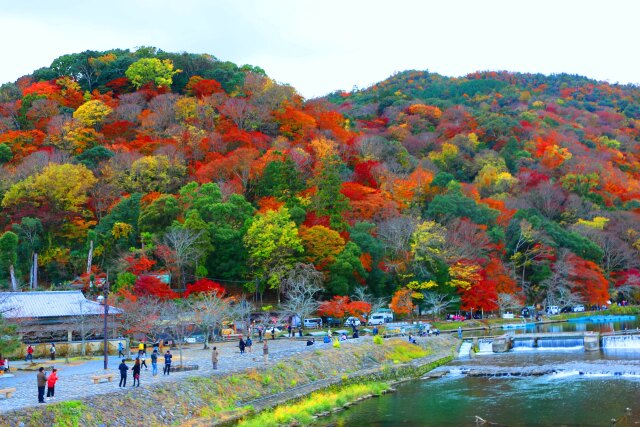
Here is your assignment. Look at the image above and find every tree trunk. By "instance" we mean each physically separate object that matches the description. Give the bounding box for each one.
[33,252,38,289]
[87,240,94,274]
[9,264,17,291]
[203,325,211,350]
[29,252,34,289]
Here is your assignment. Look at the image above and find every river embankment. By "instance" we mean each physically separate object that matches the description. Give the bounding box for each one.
[0,335,457,427]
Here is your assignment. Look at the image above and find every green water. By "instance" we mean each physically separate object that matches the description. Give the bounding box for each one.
[321,375,640,426]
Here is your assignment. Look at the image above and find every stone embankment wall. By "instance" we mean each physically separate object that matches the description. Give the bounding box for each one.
[0,336,456,427]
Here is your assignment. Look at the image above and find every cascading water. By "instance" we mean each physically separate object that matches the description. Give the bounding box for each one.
[537,338,584,350]
[477,339,493,354]
[512,339,535,351]
[458,341,472,358]
[602,335,640,350]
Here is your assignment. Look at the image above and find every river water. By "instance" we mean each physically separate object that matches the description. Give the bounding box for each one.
[321,318,640,426]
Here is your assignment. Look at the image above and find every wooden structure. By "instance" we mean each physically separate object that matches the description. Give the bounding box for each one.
[0,291,121,344]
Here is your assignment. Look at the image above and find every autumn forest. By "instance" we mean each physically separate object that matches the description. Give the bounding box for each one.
[0,47,639,315]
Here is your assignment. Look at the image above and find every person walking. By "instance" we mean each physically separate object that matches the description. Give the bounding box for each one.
[138,342,145,356]
[132,358,141,387]
[262,341,269,364]
[118,342,125,358]
[140,351,148,370]
[49,343,56,361]
[118,359,129,387]
[37,367,47,403]
[458,326,463,339]
[151,350,158,376]
[246,337,253,353]
[26,345,34,362]
[287,324,292,338]
[211,346,219,370]
[238,337,246,354]
[46,368,58,400]
[163,350,172,375]
[257,326,263,343]
[271,327,276,340]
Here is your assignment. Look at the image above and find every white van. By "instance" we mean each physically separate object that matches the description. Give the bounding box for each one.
[545,306,560,315]
[368,311,394,325]
[303,318,322,328]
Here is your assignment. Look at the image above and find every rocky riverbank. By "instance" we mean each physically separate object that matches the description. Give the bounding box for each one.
[0,335,456,427]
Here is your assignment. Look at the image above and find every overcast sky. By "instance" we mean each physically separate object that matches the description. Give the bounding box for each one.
[1,0,638,98]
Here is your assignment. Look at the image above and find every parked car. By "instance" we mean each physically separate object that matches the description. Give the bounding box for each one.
[572,304,585,312]
[368,314,388,325]
[303,318,323,328]
[560,306,572,313]
[321,316,342,327]
[545,306,560,315]
[344,317,361,327]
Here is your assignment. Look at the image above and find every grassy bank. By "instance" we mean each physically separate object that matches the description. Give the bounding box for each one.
[238,382,390,427]
[1,337,456,427]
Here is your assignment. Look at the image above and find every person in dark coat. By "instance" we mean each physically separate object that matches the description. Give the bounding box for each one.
[37,367,47,403]
[118,359,129,387]
[163,350,172,375]
[239,337,246,354]
[132,358,141,387]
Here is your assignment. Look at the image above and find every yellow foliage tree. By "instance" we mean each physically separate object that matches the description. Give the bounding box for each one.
[2,163,97,214]
[449,261,481,290]
[73,100,112,127]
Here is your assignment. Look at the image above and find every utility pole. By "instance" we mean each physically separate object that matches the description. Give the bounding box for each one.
[103,273,110,370]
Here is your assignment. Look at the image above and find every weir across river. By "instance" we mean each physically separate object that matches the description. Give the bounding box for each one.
[459,330,640,356]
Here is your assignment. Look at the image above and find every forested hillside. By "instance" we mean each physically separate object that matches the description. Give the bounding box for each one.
[0,48,638,313]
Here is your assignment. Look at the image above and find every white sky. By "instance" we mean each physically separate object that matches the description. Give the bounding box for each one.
[1,0,638,98]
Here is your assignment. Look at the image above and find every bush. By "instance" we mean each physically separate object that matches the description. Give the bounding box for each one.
[373,335,384,345]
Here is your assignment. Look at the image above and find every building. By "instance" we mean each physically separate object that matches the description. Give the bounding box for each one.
[0,290,121,343]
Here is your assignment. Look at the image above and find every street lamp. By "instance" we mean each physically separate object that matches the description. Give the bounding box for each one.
[102,275,110,370]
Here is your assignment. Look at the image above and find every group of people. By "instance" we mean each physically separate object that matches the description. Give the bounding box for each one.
[237,336,253,354]
[36,367,58,403]
[0,354,9,373]
[24,343,56,362]
[118,347,173,388]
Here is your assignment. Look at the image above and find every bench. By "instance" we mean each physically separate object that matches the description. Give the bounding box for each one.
[91,373,114,384]
[0,388,16,398]
[222,333,242,341]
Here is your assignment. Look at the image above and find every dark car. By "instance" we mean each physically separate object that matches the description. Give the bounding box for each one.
[560,306,572,313]
[321,317,341,327]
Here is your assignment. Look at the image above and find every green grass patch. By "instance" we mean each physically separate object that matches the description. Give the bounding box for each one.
[430,320,467,330]
[385,341,430,362]
[50,401,86,427]
[238,382,389,427]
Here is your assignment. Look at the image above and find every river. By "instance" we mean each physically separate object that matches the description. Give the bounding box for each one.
[321,318,640,426]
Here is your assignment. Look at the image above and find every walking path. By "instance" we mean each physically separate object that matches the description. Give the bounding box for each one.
[0,337,367,414]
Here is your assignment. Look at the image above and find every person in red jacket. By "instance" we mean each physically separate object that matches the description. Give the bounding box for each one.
[46,368,58,399]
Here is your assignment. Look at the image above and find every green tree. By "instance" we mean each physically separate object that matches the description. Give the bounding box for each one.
[426,190,498,225]
[326,242,367,296]
[125,58,180,89]
[75,146,114,169]
[0,231,19,290]
[312,154,350,231]
[0,315,20,356]
[12,217,43,289]
[244,207,303,301]
[0,144,12,163]
[138,195,181,234]
[255,158,304,202]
